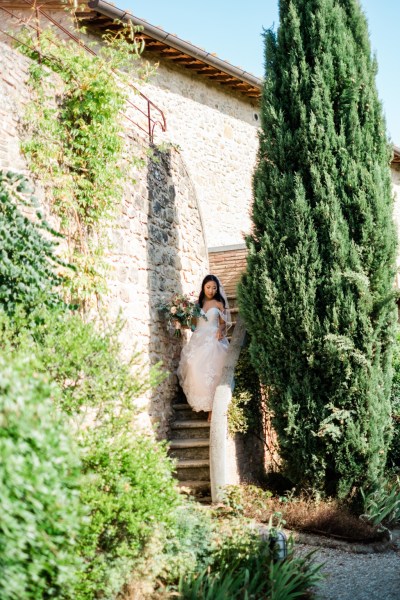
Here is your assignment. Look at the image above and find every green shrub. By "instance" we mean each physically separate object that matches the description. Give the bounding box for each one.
[0,307,162,416]
[158,502,215,585]
[0,170,66,314]
[0,176,224,597]
[0,353,82,600]
[1,307,178,598]
[178,522,322,600]
[388,330,400,469]
[361,477,400,527]
[228,341,263,436]
[76,430,183,599]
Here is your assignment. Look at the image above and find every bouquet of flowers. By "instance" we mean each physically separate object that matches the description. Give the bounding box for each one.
[159,293,205,336]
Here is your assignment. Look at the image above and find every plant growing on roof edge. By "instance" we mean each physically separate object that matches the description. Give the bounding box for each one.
[17,16,154,307]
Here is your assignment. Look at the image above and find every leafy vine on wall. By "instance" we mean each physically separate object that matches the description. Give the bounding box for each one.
[0,170,67,314]
[17,18,154,307]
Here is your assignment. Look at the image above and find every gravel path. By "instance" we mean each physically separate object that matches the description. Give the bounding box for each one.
[295,541,400,600]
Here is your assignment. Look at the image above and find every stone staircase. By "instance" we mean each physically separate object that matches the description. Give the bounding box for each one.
[168,246,247,500]
[169,400,211,502]
[168,293,239,502]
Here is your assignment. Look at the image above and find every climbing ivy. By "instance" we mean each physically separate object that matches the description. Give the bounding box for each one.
[18,20,152,306]
[0,170,66,314]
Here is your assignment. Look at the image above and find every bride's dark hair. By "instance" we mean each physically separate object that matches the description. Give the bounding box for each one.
[198,274,226,308]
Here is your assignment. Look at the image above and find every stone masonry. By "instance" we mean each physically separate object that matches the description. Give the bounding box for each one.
[141,57,260,249]
[1,6,260,251]
[0,38,208,438]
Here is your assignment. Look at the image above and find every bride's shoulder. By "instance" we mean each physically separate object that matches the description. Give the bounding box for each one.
[216,301,224,311]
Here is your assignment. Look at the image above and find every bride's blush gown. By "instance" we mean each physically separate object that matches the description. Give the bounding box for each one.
[177,307,229,412]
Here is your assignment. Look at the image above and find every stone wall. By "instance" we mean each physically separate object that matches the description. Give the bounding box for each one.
[0,43,31,174]
[0,6,260,251]
[0,38,208,438]
[140,56,260,249]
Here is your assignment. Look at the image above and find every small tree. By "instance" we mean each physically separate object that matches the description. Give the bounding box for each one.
[239,0,397,499]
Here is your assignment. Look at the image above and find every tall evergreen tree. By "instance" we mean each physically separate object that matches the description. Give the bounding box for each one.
[238,0,397,498]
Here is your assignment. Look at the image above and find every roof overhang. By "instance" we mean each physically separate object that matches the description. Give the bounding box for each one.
[79,0,262,99]
[3,0,399,158]
[0,0,71,7]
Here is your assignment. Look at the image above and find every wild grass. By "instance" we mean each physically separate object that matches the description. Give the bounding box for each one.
[219,485,387,543]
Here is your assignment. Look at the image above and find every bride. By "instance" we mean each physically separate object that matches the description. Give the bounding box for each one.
[177,274,231,421]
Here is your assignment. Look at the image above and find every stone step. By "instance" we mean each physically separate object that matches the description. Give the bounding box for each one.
[176,468,210,481]
[169,438,210,448]
[175,458,210,481]
[172,404,208,421]
[176,458,210,469]
[170,394,211,496]
[170,447,209,460]
[170,420,210,439]
[178,480,210,495]
[169,437,209,460]
[198,496,212,504]
[171,420,210,429]
[172,403,192,410]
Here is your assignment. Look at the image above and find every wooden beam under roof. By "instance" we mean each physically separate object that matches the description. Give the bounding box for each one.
[186,64,219,73]
[2,0,72,6]
[207,74,238,82]
[4,1,262,99]
[147,46,188,58]
[169,56,199,64]
[78,7,262,100]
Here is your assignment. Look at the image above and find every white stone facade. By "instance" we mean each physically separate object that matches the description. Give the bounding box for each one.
[0,6,260,251]
[140,57,260,249]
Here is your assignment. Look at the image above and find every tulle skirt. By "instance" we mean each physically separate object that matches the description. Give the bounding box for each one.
[177,326,229,412]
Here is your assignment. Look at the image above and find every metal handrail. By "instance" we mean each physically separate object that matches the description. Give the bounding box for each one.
[0,1,166,142]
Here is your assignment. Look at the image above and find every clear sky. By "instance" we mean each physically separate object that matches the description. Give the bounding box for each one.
[116,1,399,145]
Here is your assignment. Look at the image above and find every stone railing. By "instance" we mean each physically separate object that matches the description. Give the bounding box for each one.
[209,315,246,503]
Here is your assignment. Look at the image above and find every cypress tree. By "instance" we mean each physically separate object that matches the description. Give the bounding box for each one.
[238,0,397,498]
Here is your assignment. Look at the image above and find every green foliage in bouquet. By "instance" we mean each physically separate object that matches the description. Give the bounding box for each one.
[159,293,204,336]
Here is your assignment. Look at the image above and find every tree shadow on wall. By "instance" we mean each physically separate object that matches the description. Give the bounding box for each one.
[146,146,183,440]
